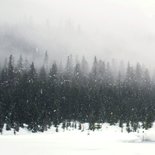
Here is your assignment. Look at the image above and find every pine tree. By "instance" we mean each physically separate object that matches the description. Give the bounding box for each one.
[43,51,49,71]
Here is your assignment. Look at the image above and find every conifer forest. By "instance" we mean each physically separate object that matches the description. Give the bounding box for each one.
[0,53,155,133]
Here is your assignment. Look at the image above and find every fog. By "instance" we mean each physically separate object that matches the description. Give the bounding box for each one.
[0,0,155,68]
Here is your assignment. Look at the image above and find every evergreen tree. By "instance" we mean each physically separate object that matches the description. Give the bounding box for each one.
[0,54,155,133]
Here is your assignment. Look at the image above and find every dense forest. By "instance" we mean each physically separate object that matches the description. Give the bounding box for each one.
[0,53,155,133]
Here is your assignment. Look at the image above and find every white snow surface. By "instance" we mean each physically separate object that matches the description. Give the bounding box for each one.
[0,123,155,155]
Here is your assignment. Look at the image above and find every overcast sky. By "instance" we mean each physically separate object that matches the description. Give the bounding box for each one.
[0,0,155,67]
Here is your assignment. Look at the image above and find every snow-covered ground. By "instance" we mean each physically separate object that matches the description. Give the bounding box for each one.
[0,123,155,155]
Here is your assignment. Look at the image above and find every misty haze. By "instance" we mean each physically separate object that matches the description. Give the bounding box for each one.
[0,1,155,155]
[0,0,155,66]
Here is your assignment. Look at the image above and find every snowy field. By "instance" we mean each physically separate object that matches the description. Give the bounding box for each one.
[0,124,155,155]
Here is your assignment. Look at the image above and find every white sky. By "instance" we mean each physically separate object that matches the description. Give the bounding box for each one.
[0,0,155,66]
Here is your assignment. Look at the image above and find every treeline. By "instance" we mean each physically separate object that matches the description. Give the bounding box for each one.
[0,54,155,133]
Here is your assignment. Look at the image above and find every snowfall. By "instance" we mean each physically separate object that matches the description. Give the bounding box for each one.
[0,123,155,155]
